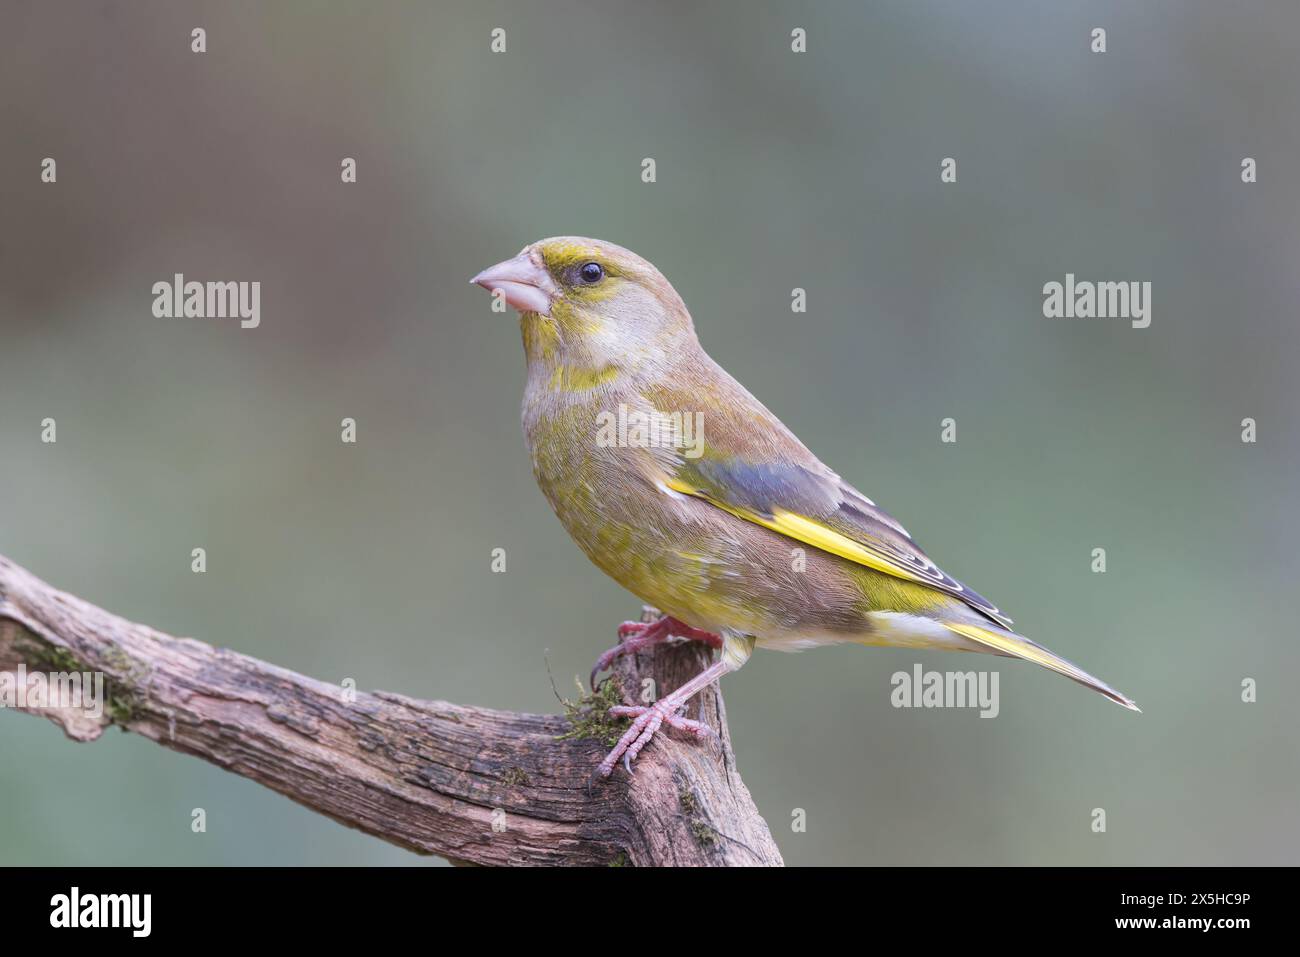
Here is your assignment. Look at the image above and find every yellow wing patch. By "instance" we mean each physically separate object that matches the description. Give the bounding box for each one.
[662,474,1014,627]
[663,477,933,584]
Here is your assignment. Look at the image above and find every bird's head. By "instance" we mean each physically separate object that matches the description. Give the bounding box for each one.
[471,237,696,374]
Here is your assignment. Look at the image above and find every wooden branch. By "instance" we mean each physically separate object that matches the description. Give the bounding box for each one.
[0,554,782,866]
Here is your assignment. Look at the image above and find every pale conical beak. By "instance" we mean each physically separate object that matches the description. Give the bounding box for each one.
[469,251,558,317]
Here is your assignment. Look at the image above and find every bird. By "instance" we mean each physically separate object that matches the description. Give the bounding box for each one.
[470,237,1138,777]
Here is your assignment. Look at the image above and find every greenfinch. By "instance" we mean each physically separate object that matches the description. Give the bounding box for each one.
[472,237,1138,777]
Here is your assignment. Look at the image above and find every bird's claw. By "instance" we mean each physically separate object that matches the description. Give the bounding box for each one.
[589,620,669,689]
[596,700,716,777]
[617,619,656,640]
[590,617,723,690]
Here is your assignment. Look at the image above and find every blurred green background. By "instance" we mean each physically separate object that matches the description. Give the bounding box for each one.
[2,0,1297,866]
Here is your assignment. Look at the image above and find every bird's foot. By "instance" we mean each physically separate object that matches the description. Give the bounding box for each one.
[597,699,716,778]
[617,616,722,647]
[589,615,722,689]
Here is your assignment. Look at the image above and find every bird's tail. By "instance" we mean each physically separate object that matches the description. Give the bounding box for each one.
[941,621,1140,712]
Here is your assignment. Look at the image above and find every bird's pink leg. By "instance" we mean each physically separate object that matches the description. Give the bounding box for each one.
[589,615,722,690]
[597,658,732,777]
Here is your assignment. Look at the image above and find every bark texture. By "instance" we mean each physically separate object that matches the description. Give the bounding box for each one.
[0,554,782,866]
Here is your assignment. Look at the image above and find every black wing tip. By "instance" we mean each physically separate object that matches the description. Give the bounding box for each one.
[952,582,1014,629]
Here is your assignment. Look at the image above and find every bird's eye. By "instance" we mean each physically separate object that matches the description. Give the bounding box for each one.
[578,262,604,284]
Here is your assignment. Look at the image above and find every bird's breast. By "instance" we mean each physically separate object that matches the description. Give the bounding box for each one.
[517,376,877,641]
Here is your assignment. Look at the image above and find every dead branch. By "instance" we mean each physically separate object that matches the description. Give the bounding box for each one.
[0,554,782,866]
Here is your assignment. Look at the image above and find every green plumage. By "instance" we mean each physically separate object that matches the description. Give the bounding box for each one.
[479,236,1137,712]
